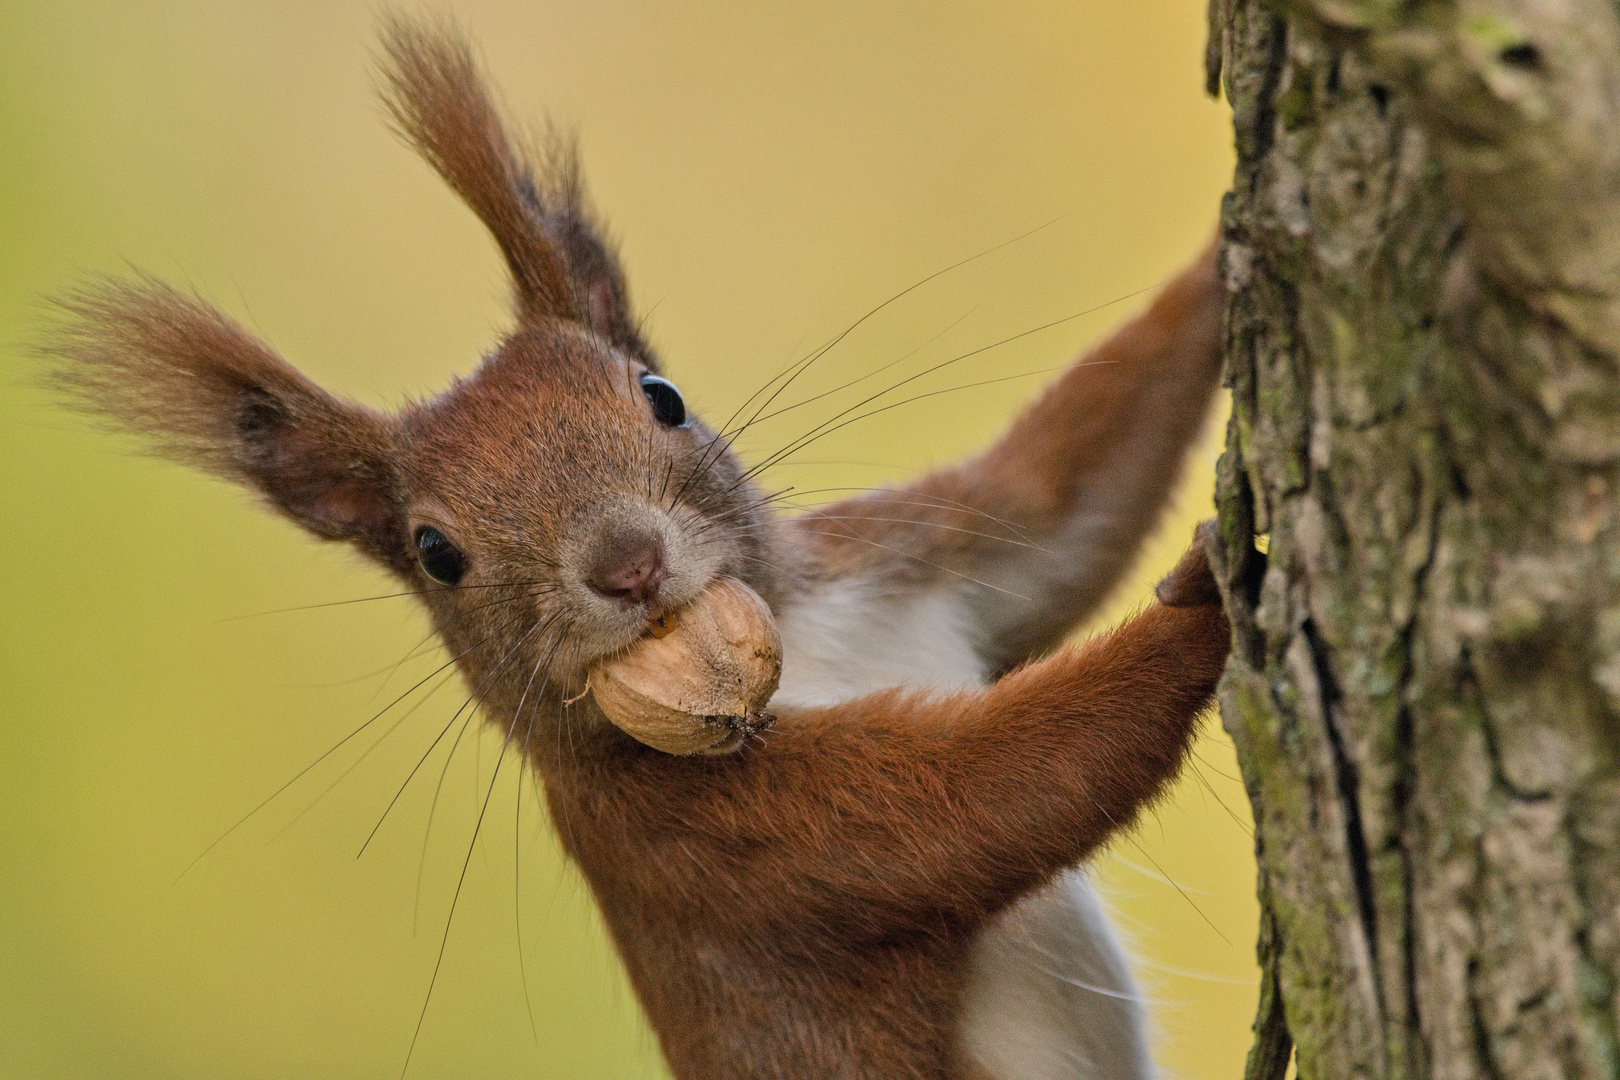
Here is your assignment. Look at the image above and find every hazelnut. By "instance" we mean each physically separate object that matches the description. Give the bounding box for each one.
[589,578,781,754]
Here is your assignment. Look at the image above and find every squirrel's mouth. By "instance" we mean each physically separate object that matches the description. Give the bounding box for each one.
[559,573,708,674]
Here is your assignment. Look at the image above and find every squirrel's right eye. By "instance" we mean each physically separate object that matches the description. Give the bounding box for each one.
[415,526,466,587]
[639,374,689,428]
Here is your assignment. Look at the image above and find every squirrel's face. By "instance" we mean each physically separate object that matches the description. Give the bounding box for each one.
[45,18,784,708]
[393,322,775,692]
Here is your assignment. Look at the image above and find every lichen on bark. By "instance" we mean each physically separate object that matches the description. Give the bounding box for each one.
[1208,1,1620,1077]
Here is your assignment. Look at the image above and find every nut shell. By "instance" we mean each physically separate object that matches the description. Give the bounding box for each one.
[589,578,782,754]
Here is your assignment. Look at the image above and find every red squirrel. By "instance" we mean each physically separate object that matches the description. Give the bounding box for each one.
[46,17,1229,1080]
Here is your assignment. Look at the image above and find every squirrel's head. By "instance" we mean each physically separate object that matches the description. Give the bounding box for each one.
[42,16,776,696]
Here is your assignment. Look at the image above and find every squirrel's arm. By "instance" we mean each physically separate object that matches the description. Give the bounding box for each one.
[587,544,1228,946]
[788,242,1223,675]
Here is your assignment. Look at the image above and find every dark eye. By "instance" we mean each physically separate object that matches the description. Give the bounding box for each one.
[639,374,688,428]
[414,526,466,586]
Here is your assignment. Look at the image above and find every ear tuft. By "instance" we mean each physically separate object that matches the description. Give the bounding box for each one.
[376,14,661,366]
[40,274,411,571]
[377,12,578,326]
[514,130,664,369]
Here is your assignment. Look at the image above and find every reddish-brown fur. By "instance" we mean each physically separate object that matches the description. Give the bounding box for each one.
[548,572,1227,1078]
[794,248,1225,674]
[43,16,1230,1079]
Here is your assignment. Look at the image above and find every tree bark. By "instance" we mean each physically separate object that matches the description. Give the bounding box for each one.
[1207,1,1620,1078]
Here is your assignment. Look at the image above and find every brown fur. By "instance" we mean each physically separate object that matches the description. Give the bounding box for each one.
[795,244,1225,673]
[41,18,1230,1079]
[545,575,1227,1079]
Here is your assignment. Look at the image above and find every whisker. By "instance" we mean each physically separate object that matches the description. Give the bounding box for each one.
[361,633,454,702]
[361,585,562,702]
[1184,756,1253,839]
[412,617,568,932]
[1123,833,1232,947]
[363,585,559,707]
[217,578,558,622]
[756,486,1044,542]
[788,523,1035,601]
[362,613,559,859]
[746,304,979,428]
[744,459,904,471]
[271,665,461,839]
[1190,746,1243,785]
[721,512,1050,553]
[672,220,1059,507]
[739,361,1071,490]
[679,484,799,540]
[172,629,505,884]
[728,218,1059,441]
[414,706,482,934]
[714,552,795,578]
[734,278,1166,490]
[513,637,565,1042]
[399,684,528,1079]
[513,662,548,1050]
[286,633,444,690]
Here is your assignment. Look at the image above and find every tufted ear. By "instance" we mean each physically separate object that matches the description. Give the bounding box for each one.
[377,15,660,367]
[515,140,665,371]
[378,14,579,328]
[43,275,411,572]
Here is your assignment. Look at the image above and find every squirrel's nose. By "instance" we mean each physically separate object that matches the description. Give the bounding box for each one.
[586,530,667,606]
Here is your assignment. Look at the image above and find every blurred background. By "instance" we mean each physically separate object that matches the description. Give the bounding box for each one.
[0,2,1250,1077]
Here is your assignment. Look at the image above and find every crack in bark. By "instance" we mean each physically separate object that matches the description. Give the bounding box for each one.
[1469,957,1510,1080]
[1390,449,1444,1080]
[1415,455,1446,1006]
[1302,615,1385,1004]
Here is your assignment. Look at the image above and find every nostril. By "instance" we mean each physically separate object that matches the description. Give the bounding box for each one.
[586,531,667,606]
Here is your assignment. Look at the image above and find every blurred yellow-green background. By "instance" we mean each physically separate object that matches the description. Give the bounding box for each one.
[0,3,1252,1077]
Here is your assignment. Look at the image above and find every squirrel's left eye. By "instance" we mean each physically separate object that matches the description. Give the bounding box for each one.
[639,374,688,428]
[414,526,466,587]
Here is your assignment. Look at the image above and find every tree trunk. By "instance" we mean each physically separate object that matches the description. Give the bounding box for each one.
[1206,1,1620,1078]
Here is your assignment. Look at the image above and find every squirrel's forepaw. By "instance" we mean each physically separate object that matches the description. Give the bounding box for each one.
[1155,520,1223,608]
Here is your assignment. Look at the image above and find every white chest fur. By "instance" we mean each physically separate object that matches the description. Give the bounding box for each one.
[772,576,987,707]
[770,575,1155,1080]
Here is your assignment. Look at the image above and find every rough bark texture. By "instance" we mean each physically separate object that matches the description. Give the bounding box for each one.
[1208,1,1620,1077]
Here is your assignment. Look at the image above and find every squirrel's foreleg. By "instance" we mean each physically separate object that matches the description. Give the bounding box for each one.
[792,241,1225,676]
[605,535,1230,947]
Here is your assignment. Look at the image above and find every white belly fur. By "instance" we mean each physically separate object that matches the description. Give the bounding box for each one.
[772,576,1155,1080]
